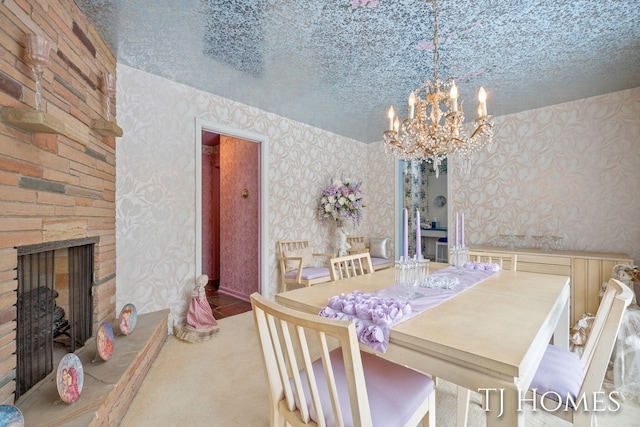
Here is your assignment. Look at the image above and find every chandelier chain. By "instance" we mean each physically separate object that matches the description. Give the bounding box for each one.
[432,0,439,80]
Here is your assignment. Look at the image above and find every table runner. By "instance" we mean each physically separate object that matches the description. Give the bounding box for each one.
[318,265,498,352]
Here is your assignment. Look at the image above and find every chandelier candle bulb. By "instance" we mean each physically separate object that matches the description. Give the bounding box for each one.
[479,87,487,117]
[394,117,400,133]
[388,105,395,130]
[450,83,458,112]
[408,92,416,119]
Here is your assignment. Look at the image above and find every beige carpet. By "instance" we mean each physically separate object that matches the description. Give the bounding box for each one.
[122,311,640,426]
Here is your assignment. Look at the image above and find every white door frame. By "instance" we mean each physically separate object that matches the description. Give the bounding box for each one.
[195,118,269,295]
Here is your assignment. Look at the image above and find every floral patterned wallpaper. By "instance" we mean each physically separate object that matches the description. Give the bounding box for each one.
[115,64,395,327]
[116,63,639,329]
[451,87,640,263]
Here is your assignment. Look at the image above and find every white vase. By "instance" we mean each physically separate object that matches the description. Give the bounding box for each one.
[335,220,349,257]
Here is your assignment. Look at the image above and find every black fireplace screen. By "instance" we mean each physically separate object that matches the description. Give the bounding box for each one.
[15,239,95,400]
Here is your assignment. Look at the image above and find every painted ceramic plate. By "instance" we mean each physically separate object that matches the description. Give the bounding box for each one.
[56,353,84,404]
[0,405,23,426]
[96,321,114,361]
[118,303,137,335]
[434,195,447,207]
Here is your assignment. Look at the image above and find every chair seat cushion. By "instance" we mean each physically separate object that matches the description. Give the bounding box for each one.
[529,344,584,403]
[285,267,330,280]
[296,348,434,427]
[371,257,391,268]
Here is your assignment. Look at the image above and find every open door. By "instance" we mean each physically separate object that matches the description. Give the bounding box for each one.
[201,131,259,300]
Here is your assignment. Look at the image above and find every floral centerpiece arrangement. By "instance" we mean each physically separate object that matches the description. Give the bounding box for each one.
[318,178,365,227]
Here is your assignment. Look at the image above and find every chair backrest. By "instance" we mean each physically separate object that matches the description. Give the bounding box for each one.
[277,239,311,255]
[578,278,633,399]
[329,252,374,281]
[467,250,518,271]
[346,235,367,254]
[277,239,313,274]
[251,292,373,426]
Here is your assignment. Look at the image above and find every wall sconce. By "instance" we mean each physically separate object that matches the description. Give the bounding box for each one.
[24,34,51,111]
[101,73,117,121]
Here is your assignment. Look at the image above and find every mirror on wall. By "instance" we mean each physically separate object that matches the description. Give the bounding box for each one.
[401,159,448,261]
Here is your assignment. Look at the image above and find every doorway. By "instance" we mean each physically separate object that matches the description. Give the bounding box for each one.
[398,159,450,261]
[195,120,269,300]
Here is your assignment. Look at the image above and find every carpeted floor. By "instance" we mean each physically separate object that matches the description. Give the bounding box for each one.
[121,311,640,426]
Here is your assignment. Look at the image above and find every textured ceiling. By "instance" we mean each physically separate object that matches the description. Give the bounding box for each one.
[74,0,640,143]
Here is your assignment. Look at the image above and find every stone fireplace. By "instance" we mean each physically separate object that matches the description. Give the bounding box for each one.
[0,0,118,405]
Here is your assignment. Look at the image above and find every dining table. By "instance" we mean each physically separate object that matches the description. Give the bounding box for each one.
[275,262,571,427]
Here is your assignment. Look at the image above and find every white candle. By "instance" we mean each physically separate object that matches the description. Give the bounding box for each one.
[450,82,458,112]
[416,209,422,259]
[461,212,465,247]
[408,92,416,119]
[478,87,487,117]
[387,105,395,130]
[455,212,460,247]
[403,208,409,260]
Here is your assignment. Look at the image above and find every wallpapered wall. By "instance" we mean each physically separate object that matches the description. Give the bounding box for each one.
[116,63,639,327]
[115,64,395,327]
[451,87,640,263]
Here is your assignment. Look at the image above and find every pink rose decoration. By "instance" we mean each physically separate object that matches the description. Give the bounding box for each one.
[342,301,356,315]
[356,303,373,320]
[360,325,386,352]
[319,306,338,318]
[328,295,344,311]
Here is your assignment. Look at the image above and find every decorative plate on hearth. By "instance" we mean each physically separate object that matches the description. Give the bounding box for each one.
[0,404,23,426]
[56,353,84,404]
[96,321,114,361]
[118,303,137,335]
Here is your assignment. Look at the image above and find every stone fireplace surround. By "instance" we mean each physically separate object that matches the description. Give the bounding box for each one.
[0,1,173,422]
[0,0,121,411]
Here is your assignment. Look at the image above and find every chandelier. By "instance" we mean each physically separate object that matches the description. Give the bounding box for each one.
[383,0,494,177]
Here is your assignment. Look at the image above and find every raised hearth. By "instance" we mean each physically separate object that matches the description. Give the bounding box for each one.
[16,310,169,426]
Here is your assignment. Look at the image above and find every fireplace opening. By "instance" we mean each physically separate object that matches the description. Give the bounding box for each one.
[15,237,97,401]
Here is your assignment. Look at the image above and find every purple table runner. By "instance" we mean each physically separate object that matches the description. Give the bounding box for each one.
[318,265,498,352]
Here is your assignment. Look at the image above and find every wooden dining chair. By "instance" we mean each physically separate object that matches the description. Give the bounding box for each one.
[277,240,334,293]
[467,250,517,271]
[251,292,436,427]
[329,252,374,281]
[456,278,633,427]
[526,277,632,426]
